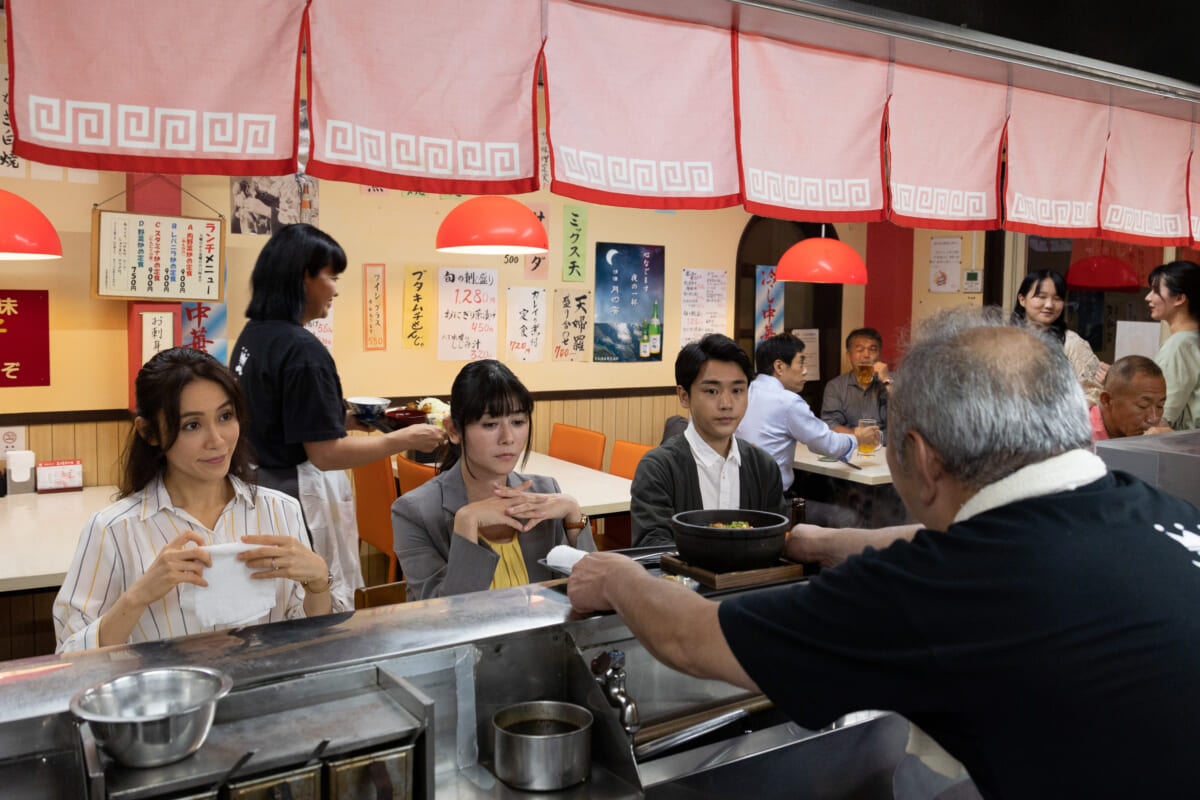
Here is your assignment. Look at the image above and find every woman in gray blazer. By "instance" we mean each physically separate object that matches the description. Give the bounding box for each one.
[392,361,591,600]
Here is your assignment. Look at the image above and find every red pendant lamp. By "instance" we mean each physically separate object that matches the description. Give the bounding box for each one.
[1065,255,1139,291]
[775,237,866,284]
[435,196,548,255]
[0,190,62,260]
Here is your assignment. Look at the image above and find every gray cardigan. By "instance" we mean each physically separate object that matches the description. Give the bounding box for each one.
[391,461,571,601]
[631,434,786,547]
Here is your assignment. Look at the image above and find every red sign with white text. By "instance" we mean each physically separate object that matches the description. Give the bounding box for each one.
[0,290,50,387]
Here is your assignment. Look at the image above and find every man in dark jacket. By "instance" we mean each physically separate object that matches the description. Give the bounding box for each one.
[631,333,785,547]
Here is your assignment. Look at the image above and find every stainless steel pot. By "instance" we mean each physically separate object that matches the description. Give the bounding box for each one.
[69,666,232,768]
[493,700,592,791]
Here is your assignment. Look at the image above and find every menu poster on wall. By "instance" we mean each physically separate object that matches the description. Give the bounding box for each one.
[754,265,784,348]
[593,243,665,363]
[402,267,431,350]
[680,268,727,346]
[562,205,588,282]
[182,301,227,364]
[0,290,49,386]
[92,209,225,302]
[438,267,498,361]
[506,287,546,362]
[305,307,333,352]
[929,236,962,293]
[364,263,386,351]
[524,202,551,279]
[553,289,593,362]
[127,303,181,410]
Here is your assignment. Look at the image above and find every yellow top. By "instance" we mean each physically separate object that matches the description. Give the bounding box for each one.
[488,537,529,590]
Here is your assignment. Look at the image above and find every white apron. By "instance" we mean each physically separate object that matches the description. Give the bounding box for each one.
[297,460,362,612]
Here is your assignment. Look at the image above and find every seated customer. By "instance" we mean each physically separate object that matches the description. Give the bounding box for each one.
[1091,355,1172,442]
[821,327,890,444]
[392,360,592,600]
[632,333,786,547]
[737,333,878,494]
[55,348,334,653]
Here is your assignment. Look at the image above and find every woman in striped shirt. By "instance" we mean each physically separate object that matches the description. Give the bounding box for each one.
[54,348,334,652]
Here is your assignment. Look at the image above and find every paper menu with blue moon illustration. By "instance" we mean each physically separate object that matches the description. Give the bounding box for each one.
[593,243,665,363]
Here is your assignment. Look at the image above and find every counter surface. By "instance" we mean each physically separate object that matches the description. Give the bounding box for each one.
[0,485,116,592]
[793,445,893,486]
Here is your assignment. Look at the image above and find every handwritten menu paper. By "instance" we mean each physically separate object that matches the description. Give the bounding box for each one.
[141,312,176,364]
[524,202,551,279]
[562,205,587,282]
[553,288,593,362]
[402,267,430,350]
[364,263,386,351]
[438,267,498,361]
[93,210,224,301]
[506,287,546,362]
[680,268,728,345]
[305,306,333,352]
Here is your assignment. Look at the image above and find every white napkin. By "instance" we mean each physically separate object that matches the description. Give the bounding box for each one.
[546,545,589,573]
[185,543,277,627]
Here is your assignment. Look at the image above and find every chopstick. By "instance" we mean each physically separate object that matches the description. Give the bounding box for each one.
[844,460,864,470]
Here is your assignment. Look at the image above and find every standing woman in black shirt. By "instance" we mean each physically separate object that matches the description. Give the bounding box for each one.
[231,224,444,611]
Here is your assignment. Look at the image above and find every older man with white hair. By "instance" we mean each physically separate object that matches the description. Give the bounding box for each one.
[569,307,1200,800]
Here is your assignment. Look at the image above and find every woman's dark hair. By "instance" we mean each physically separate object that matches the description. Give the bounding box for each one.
[244,223,347,323]
[1149,260,1200,322]
[755,333,804,376]
[440,360,534,476]
[676,333,754,393]
[1011,270,1068,343]
[120,347,255,498]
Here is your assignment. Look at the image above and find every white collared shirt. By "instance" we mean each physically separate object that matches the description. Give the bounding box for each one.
[684,419,742,510]
[54,475,313,653]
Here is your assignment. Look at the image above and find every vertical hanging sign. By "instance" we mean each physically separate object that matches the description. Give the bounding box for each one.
[524,203,551,279]
[562,205,588,282]
[364,263,387,351]
[402,267,430,350]
[182,300,227,363]
[754,265,783,348]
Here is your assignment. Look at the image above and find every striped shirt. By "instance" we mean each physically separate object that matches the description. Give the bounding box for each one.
[54,475,312,652]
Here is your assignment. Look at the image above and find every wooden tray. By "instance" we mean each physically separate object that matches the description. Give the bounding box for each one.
[660,554,808,589]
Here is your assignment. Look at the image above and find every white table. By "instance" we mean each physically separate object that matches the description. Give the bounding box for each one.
[793,444,893,486]
[0,485,117,591]
[395,451,632,517]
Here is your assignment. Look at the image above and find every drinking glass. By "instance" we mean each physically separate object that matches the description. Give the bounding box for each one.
[857,418,878,456]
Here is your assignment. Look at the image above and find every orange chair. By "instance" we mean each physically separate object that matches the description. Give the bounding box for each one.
[396,454,437,496]
[350,457,400,583]
[602,440,653,550]
[548,424,606,471]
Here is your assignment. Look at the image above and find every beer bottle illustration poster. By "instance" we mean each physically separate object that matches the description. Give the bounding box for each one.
[593,243,665,362]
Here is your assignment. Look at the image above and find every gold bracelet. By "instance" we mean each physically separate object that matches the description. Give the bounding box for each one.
[302,571,335,595]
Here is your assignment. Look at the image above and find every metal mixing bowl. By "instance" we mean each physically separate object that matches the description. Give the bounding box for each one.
[69,666,233,768]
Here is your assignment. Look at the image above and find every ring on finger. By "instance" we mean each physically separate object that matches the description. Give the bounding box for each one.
[271,557,277,570]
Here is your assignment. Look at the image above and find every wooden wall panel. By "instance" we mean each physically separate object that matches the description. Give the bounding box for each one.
[50,423,75,460]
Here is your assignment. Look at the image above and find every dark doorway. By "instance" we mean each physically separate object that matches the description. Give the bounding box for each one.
[734,217,844,413]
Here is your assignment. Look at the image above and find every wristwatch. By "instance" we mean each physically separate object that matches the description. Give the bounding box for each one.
[564,514,590,531]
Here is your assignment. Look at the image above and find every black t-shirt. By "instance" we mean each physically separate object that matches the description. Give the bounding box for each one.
[231,320,346,471]
[720,471,1200,799]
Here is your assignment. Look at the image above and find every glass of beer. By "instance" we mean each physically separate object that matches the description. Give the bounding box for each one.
[857,418,878,456]
[855,364,875,387]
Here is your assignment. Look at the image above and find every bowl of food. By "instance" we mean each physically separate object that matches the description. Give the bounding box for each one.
[384,407,429,430]
[671,509,790,573]
[69,666,233,768]
[345,396,391,422]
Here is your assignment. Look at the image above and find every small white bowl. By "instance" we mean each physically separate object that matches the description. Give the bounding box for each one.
[345,396,391,421]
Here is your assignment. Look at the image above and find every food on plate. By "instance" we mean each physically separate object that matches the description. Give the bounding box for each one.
[398,397,451,427]
[708,521,752,529]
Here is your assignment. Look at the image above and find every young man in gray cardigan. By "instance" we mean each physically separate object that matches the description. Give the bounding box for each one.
[632,334,787,547]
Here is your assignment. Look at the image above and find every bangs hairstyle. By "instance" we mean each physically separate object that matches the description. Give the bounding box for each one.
[121,347,255,498]
[1011,270,1068,343]
[440,359,534,475]
[676,333,754,392]
[245,223,348,323]
[1149,260,1200,321]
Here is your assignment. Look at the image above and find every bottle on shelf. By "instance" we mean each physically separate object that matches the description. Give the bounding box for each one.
[639,319,651,358]
[648,301,662,355]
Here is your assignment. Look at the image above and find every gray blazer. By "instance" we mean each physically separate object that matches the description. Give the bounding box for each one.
[391,461,571,601]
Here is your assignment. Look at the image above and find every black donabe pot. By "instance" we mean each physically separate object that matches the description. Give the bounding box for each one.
[671,509,790,572]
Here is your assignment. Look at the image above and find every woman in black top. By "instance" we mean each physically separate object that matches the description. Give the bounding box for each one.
[231,224,443,610]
